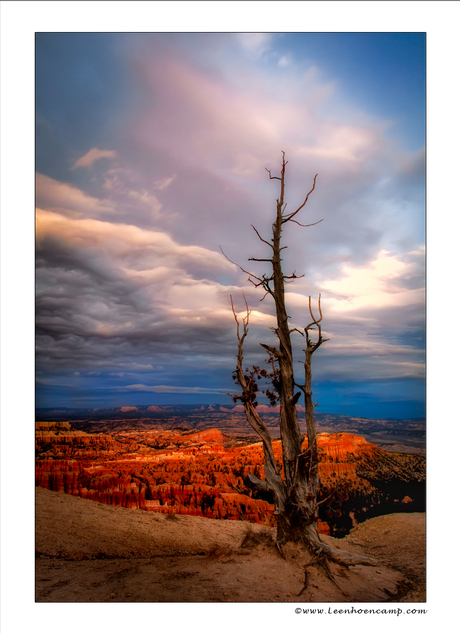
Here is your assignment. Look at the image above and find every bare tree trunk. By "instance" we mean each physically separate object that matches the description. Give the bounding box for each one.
[263,154,323,547]
[226,153,376,568]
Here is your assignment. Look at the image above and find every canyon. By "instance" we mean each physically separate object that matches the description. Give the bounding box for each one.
[36,404,426,455]
[36,420,425,537]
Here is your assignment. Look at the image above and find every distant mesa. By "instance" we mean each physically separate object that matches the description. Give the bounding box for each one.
[35,405,425,456]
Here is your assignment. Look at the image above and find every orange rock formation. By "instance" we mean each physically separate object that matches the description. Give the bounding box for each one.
[35,423,425,536]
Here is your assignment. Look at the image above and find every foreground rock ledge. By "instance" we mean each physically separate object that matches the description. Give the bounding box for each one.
[36,487,425,603]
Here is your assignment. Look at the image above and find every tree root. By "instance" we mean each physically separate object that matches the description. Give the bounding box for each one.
[301,524,378,568]
[315,541,378,567]
[297,569,309,596]
[275,539,286,559]
[318,557,348,595]
[277,530,377,598]
[275,533,379,597]
[297,555,349,597]
[276,523,378,599]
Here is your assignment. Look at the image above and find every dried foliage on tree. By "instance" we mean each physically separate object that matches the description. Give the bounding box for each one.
[222,153,375,577]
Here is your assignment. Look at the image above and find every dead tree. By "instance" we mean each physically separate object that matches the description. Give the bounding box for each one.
[224,152,375,569]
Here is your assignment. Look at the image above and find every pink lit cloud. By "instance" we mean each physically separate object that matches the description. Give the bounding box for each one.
[72,147,117,169]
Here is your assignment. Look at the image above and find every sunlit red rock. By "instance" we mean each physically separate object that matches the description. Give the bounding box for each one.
[35,422,425,536]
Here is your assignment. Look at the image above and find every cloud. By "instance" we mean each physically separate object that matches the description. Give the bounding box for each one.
[36,207,234,287]
[127,189,162,219]
[278,54,292,68]
[297,124,386,166]
[117,41,421,267]
[35,205,242,380]
[72,147,116,169]
[154,174,177,191]
[277,246,425,386]
[321,249,425,312]
[236,33,274,58]
[34,33,425,414]
[119,384,233,394]
[36,173,115,217]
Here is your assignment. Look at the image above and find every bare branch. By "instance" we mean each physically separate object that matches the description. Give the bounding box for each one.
[282,173,318,224]
[307,295,316,328]
[316,494,332,507]
[221,391,239,399]
[229,296,287,505]
[289,218,323,228]
[305,294,328,353]
[247,472,269,491]
[242,292,250,322]
[305,294,323,332]
[251,224,274,249]
[265,168,281,181]
[220,245,263,284]
[312,338,329,353]
[260,342,280,358]
[249,258,273,263]
[317,293,324,322]
[230,298,241,343]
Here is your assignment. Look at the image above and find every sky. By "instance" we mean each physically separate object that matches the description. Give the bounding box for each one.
[35,32,426,418]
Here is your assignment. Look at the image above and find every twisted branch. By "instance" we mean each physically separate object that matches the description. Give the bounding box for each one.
[251,224,273,249]
[282,173,318,224]
[220,245,263,285]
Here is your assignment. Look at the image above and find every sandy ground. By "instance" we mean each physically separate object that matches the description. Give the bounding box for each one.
[35,487,425,603]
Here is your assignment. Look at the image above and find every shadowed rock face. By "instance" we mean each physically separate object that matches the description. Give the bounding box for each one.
[313,434,425,535]
[35,423,425,537]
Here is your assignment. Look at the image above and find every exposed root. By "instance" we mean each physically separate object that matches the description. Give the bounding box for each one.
[316,541,378,568]
[276,530,377,569]
[276,527,378,599]
[296,554,350,597]
[301,524,378,568]
[318,557,347,595]
[275,539,286,559]
[297,569,309,596]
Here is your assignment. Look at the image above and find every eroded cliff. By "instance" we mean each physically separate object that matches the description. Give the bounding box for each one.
[35,422,425,536]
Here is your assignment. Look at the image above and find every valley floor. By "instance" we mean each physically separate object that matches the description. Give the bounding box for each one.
[35,487,426,603]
